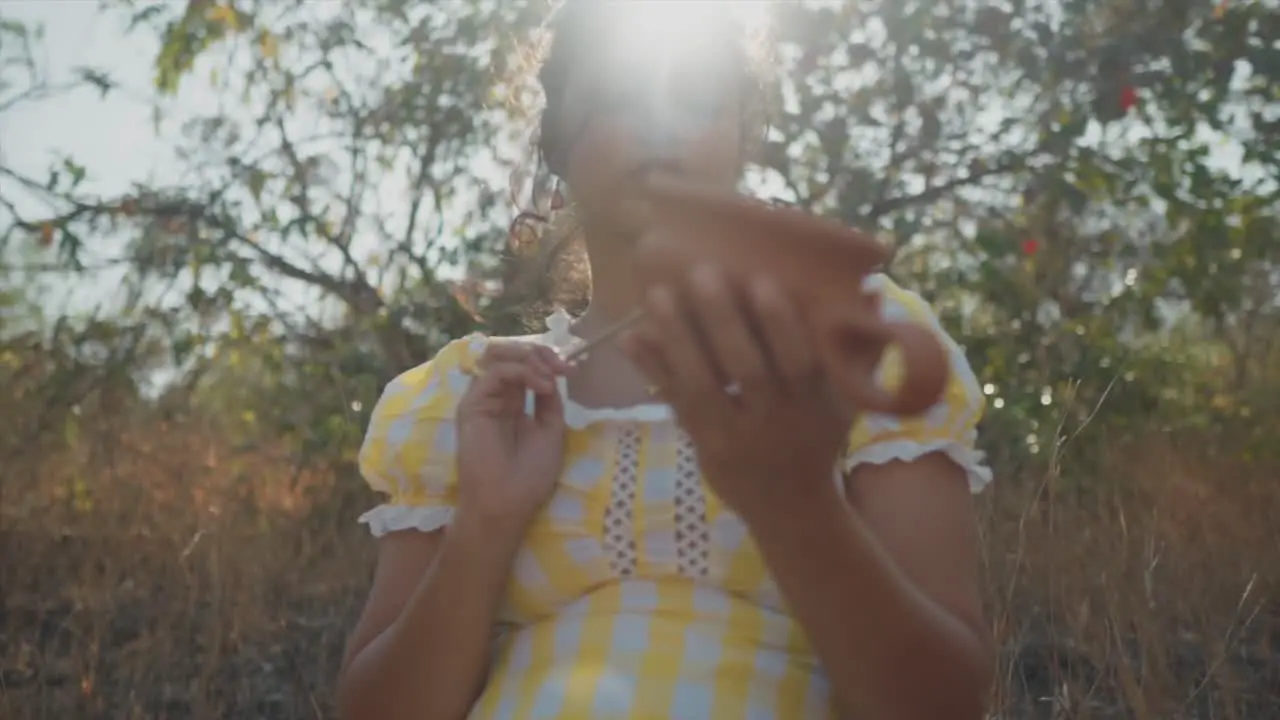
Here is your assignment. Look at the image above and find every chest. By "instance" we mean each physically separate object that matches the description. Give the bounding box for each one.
[502,420,785,623]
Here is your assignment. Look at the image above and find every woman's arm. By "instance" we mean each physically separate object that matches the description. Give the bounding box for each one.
[336,511,520,720]
[742,451,993,720]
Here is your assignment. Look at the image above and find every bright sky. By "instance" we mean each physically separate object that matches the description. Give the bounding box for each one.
[0,0,782,321]
[2,0,1264,325]
[7,0,1262,212]
[1,0,195,323]
[3,1,173,204]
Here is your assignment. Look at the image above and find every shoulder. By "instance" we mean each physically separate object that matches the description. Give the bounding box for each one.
[372,329,559,417]
[372,334,483,420]
[845,274,992,492]
[865,274,947,329]
[864,273,982,394]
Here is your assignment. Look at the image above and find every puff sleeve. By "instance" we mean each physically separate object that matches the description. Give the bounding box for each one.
[842,275,993,494]
[356,334,485,536]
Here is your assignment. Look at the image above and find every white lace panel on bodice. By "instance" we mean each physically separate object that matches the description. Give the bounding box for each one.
[673,435,711,578]
[602,427,641,576]
[601,425,712,579]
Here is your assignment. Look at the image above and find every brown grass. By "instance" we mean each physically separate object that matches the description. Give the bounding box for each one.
[2,412,1277,719]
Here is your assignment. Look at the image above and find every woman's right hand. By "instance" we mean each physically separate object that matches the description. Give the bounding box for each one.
[455,340,569,541]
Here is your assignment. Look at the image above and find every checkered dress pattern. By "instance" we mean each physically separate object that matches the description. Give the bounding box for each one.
[357,275,991,719]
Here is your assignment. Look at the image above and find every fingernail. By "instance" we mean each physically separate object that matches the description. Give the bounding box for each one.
[534,356,554,377]
[533,356,553,376]
[543,347,569,372]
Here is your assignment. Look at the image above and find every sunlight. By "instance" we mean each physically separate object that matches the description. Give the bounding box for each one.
[611,0,770,39]
[596,0,770,77]
[575,0,771,148]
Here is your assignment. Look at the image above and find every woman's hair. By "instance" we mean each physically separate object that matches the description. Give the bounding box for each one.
[502,0,774,325]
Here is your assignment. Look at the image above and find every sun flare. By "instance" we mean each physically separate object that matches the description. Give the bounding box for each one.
[611,0,771,36]
[596,0,771,74]
[548,0,773,155]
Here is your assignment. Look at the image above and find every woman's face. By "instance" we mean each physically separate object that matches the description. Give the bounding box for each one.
[557,49,747,240]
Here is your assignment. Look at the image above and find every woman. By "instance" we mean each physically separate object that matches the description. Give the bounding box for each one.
[337,2,994,719]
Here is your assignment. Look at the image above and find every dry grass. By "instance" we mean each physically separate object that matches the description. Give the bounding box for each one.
[2,412,1277,719]
[980,432,1278,719]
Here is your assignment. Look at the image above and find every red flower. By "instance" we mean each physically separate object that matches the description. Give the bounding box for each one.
[1119,85,1138,113]
[1021,239,1040,256]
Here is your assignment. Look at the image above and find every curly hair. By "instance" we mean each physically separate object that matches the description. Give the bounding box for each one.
[502,0,775,325]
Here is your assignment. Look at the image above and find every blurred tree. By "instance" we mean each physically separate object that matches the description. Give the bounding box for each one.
[1,0,1276,475]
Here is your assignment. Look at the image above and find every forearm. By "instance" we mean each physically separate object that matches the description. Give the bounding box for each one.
[338,512,517,720]
[744,490,991,720]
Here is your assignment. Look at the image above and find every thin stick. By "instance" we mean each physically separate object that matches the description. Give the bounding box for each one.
[562,308,646,363]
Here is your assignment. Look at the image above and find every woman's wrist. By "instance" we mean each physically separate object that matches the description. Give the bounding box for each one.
[744,487,846,544]
[449,504,531,566]
[734,468,846,532]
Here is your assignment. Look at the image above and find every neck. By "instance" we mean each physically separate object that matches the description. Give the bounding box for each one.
[574,220,644,337]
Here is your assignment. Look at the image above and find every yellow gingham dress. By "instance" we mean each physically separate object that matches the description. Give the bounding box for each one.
[357,274,992,719]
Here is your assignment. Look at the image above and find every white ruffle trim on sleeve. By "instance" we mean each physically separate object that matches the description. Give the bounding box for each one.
[358,504,455,537]
[843,438,994,494]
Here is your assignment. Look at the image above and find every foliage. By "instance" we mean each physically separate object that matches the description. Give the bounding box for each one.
[2,0,1278,511]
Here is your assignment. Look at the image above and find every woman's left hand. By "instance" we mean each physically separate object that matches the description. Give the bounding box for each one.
[619,265,856,521]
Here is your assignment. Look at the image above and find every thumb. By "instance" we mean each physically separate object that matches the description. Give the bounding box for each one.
[531,383,565,428]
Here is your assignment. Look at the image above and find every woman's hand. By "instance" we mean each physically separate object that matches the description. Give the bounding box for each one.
[620,266,857,521]
[455,341,569,542]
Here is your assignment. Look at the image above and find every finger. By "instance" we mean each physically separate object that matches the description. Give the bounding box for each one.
[476,339,531,364]
[530,378,565,425]
[476,341,557,373]
[748,277,817,389]
[863,289,883,318]
[477,341,568,382]
[643,283,719,394]
[472,359,557,396]
[688,266,770,394]
[619,327,676,395]
[531,343,571,375]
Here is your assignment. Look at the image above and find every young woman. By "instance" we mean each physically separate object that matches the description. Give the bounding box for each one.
[336,2,994,719]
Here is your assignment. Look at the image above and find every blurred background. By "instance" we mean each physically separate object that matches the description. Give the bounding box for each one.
[1,0,1277,718]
